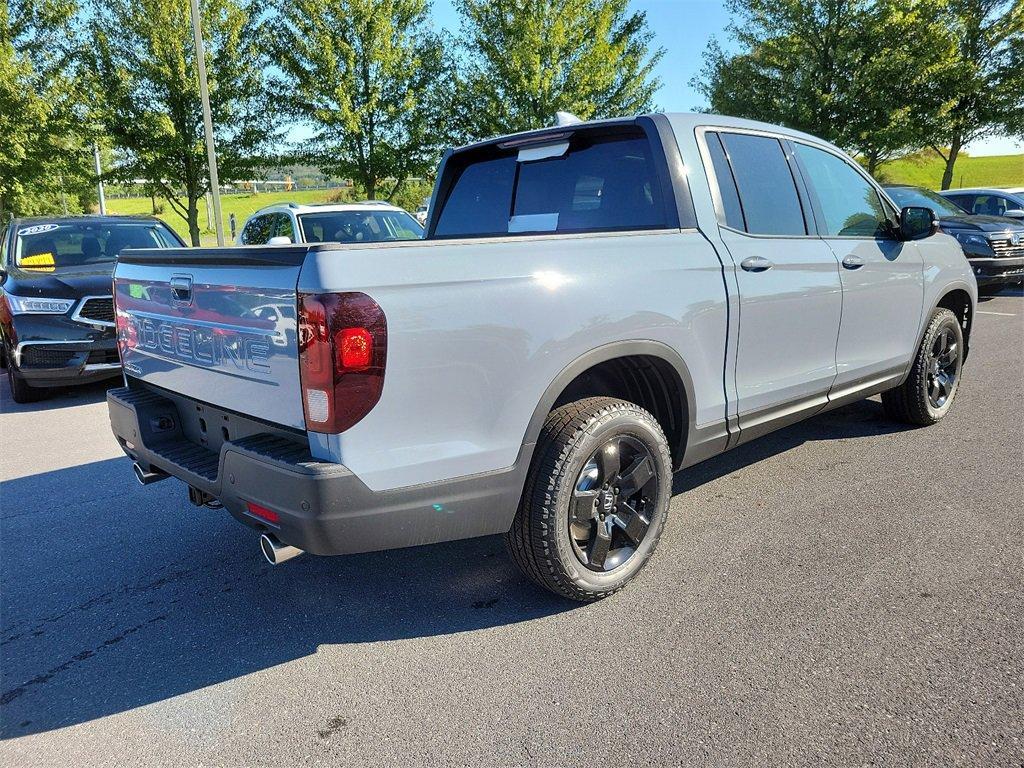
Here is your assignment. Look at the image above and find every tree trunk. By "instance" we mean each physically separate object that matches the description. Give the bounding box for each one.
[187,197,201,246]
[867,153,880,177]
[365,177,376,200]
[940,136,963,190]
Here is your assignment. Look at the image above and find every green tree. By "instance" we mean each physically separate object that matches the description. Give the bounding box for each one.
[927,0,1022,189]
[1,0,96,217]
[454,0,663,138]
[269,0,451,200]
[89,0,276,244]
[693,0,954,175]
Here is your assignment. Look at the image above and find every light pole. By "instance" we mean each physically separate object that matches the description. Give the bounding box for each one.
[189,0,225,246]
[93,142,106,215]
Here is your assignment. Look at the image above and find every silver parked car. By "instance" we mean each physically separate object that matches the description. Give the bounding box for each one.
[939,187,1024,220]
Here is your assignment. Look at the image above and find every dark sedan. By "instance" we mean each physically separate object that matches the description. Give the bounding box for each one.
[0,215,184,402]
[884,185,1024,293]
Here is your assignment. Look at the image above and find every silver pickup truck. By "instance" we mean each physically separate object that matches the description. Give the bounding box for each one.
[107,113,976,601]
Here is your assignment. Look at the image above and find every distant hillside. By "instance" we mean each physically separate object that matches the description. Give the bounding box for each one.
[877,151,1023,190]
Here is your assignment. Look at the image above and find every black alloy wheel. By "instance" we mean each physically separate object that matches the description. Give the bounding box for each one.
[926,325,960,409]
[570,436,658,572]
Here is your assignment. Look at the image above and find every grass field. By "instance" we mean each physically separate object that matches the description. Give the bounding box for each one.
[106,189,343,245]
[877,151,1023,189]
[107,151,1023,245]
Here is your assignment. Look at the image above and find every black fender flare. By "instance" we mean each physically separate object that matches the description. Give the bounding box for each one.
[515,340,697,472]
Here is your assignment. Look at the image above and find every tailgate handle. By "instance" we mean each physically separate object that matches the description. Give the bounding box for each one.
[170,276,193,304]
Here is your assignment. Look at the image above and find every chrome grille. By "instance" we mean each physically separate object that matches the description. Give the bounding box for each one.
[990,236,1024,259]
[75,296,115,325]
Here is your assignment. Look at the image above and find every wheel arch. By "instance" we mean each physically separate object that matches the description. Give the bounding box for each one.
[518,341,696,471]
[934,285,974,360]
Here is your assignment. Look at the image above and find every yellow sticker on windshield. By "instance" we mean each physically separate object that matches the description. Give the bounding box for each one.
[20,253,56,271]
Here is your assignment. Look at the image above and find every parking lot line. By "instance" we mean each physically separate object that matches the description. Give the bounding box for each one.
[976,310,1017,316]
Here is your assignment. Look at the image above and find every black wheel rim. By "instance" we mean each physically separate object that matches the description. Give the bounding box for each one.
[569,435,659,572]
[927,326,960,409]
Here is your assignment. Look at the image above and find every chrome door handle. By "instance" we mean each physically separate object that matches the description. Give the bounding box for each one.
[740,256,773,272]
[842,255,865,270]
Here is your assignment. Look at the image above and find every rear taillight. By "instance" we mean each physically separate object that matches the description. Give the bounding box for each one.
[298,292,387,433]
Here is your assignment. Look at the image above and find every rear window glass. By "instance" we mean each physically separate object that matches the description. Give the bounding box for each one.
[433,129,668,238]
[434,156,517,238]
[298,210,423,243]
[719,133,807,236]
[14,222,178,270]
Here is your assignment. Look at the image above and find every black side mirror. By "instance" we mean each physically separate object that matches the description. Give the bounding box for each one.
[899,206,938,241]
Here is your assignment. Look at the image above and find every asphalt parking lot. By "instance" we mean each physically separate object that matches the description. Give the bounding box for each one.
[1,289,1021,767]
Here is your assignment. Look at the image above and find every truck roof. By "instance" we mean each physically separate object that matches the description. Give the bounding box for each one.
[455,111,838,155]
[249,201,410,216]
[9,214,167,226]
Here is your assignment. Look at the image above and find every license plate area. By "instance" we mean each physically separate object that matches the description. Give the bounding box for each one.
[138,383,307,455]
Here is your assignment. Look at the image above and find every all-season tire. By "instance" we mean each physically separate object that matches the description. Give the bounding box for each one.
[6,363,47,403]
[505,397,673,602]
[882,307,963,426]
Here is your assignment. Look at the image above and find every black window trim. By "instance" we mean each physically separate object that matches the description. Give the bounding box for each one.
[427,117,693,240]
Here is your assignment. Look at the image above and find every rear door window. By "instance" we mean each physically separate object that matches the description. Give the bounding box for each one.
[718,133,807,236]
[433,128,668,238]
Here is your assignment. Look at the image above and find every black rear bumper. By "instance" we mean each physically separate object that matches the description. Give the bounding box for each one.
[107,385,523,556]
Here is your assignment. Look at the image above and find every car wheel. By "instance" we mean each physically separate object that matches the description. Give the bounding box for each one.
[882,307,963,426]
[6,362,47,404]
[506,397,672,602]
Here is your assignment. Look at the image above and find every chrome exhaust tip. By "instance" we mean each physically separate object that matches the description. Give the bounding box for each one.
[133,462,168,485]
[260,533,303,565]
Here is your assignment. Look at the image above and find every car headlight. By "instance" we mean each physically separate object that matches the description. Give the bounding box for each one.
[4,294,75,315]
[952,231,995,256]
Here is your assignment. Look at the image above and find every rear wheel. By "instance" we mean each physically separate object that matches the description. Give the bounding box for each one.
[6,363,47,403]
[882,307,963,426]
[506,397,672,602]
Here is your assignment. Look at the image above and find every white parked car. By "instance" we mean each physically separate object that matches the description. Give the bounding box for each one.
[414,199,430,226]
[237,201,424,246]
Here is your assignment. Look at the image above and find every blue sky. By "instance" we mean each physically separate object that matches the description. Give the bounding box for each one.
[430,0,1019,156]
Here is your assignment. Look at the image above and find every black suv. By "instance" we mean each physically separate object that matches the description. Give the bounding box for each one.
[884,185,1024,293]
[0,215,184,402]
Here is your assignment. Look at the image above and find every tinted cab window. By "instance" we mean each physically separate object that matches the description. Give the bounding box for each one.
[715,132,807,236]
[434,128,668,238]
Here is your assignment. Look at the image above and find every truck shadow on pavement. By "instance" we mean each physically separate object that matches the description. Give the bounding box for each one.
[1,397,905,738]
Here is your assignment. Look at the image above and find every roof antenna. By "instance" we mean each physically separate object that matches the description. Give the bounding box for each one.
[554,111,582,127]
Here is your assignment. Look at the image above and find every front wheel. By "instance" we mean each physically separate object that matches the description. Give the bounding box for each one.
[6,363,47,404]
[882,307,963,426]
[506,397,673,602]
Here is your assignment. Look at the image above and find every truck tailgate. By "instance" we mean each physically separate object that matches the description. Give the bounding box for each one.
[113,245,332,431]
